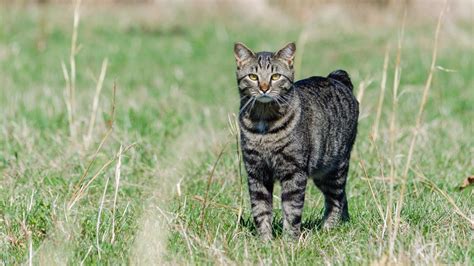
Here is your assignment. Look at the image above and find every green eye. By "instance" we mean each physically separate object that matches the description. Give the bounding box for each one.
[248,74,258,81]
[271,74,281,80]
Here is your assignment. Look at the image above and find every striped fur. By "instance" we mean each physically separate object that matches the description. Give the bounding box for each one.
[234,43,359,240]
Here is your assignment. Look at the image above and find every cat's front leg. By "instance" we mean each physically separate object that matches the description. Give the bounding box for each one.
[247,171,274,241]
[281,172,308,238]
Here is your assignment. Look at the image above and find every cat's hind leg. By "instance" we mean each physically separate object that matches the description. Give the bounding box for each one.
[315,163,350,229]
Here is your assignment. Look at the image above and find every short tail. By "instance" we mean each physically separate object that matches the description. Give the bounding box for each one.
[328,70,353,91]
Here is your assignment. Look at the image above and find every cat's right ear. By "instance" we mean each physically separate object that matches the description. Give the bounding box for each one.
[234,42,255,68]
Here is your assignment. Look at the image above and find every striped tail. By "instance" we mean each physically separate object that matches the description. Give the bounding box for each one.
[328,70,353,91]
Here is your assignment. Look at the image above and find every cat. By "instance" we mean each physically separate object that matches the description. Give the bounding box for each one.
[234,42,359,240]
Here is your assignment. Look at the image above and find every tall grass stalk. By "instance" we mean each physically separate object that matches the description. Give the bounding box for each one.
[387,10,406,258]
[372,45,390,142]
[96,166,110,259]
[228,113,244,234]
[111,144,123,244]
[85,58,108,148]
[393,1,448,247]
[294,30,309,80]
[68,0,82,139]
[199,144,228,231]
[68,84,117,210]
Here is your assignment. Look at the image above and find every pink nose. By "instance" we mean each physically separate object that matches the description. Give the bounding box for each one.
[260,83,269,92]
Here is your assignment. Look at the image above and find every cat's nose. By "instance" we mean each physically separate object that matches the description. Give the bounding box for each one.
[259,83,270,93]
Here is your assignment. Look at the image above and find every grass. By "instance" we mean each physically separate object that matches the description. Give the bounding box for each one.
[0,2,473,264]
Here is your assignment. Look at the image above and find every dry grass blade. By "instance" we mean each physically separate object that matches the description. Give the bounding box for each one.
[401,2,447,181]
[393,1,447,248]
[68,84,117,210]
[28,228,33,266]
[80,245,93,266]
[356,79,372,105]
[86,58,109,148]
[413,168,474,228]
[178,220,194,256]
[68,0,82,139]
[96,165,111,259]
[368,135,390,241]
[388,9,406,258]
[368,135,387,195]
[228,113,244,233]
[111,144,123,244]
[199,143,228,231]
[69,129,112,208]
[359,160,384,220]
[108,83,117,129]
[372,45,390,141]
[294,30,310,80]
[61,60,74,138]
[68,143,135,210]
[192,195,239,213]
[227,113,237,136]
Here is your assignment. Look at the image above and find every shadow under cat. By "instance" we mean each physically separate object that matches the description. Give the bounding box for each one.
[239,209,349,238]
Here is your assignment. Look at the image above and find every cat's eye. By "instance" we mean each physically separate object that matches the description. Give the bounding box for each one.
[271,74,281,80]
[248,74,258,81]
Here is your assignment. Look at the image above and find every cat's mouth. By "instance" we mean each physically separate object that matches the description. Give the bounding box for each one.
[256,95,273,103]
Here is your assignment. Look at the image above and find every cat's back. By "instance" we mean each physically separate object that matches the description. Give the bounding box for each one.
[295,70,359,121]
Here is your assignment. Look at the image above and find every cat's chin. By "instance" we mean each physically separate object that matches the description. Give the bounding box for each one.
[256,96,273,103]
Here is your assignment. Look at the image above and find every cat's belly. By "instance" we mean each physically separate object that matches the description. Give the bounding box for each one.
[307,144,345,179]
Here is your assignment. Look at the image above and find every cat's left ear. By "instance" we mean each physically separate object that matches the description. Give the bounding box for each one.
[275,42,296,67]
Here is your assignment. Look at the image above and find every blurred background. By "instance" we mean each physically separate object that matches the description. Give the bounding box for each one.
[0,0,472,264]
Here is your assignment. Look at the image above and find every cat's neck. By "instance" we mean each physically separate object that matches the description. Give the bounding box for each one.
[248,102,286,121]
[241,93,296,123]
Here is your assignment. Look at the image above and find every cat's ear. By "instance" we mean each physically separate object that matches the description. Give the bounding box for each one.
[234,42,255,68]
[275,42,296,67]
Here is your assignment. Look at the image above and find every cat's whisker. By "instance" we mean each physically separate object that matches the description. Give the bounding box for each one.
[240,95,250,101]
[249,98,257,113]
[279,95,290,105]
[274,97,283,108]
[239,97,254,116]
[276,95,289,106]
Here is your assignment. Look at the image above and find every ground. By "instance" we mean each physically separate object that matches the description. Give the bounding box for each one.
[0,2,473,264]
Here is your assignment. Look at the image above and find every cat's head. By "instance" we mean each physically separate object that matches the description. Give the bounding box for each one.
[234,42,296,103]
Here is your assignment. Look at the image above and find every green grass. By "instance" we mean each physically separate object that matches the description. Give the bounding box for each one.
[1,4,473,265]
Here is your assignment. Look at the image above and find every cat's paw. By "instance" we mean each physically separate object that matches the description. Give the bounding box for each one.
[282,231,302,242]
[259,233,273,242]
[321,220,338,230]
[321,214,349,230]
[321,215,342,230]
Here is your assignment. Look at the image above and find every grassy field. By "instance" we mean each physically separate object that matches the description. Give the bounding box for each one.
[0,2,473,265]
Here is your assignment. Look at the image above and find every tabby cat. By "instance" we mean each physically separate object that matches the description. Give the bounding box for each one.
[234,42,359,240]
